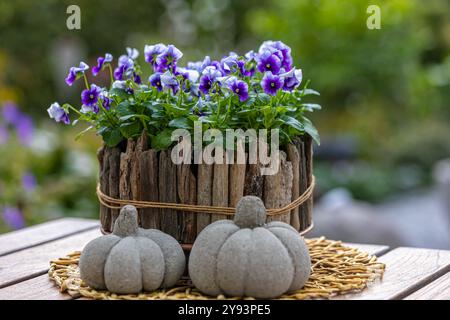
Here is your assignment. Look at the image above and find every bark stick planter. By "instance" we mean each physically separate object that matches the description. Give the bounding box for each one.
[97,132,314,245]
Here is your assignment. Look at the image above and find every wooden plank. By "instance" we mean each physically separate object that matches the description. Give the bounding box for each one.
[286,144,300,230]
[159,150,179,239]
[0,275,72,300]
[139,150,160,229]
[404,272,450,300]
[177,164,197,243]
[0,218,99,257]
[0,229,101,289]
[108,147,121,232]
[229,153,246,208]
[196,163,213,234]
[211,154,229,223]
[264,151,293,223]
[99,147,111,231]
[334,247,450,300]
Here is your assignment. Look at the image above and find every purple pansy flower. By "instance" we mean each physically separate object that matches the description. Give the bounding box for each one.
[47,102,70,124]
[0,124,8,144]
[160,71,180,94]
[187,60,203,72]
[22,172,37,192]
[92,53,113,76]
[2,102,21,125]
[99,91,112,110]
[200,56,222,73]
[257,50,282,74]
[134,73,142,84]
[282,68,302,91]
[126,47,139,60]
[65,62,89,86]
[220,52,239,75]
[15,115,34,145]
[176,67,200,83]
[81,84,101,113]
[149,73,163,91]
[191,97,205,116]
[199,66,222,94]
[229,78,249,102]
[2,206,25,230]
[156,45,183,72]
[145,43,167,68]
[245,50,257,61]
[261,72,283,96]
[259,41,293,71]
[114,55,134,80]
[236,60,254,77]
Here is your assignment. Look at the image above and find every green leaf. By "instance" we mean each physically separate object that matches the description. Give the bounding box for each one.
[301,88,321,96]
[120,122,142,139]
[110,88,129,100]
[101,128,123,147]
[302,117,320,145]
[169,117,191,130]
[116,101,133,117]
[75,126,94,141]
[280,115,304,132]
[119,114,150,122]
[302,103,322,112]
[151,128,174,150]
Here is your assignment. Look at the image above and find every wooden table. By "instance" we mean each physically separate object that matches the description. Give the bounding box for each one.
[0,218,449,300]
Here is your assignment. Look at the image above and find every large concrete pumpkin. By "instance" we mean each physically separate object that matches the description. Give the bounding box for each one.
[188,196,311,299]
[79,205,185,294]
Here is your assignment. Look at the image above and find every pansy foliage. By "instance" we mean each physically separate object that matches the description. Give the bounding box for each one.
[48,41,321,149]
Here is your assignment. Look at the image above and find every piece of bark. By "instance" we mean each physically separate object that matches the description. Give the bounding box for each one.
[212,154,229,222]
[244,161,264,198]
[294,137,308,230]
[108,148,121,229]
[196,163,213,234]
[97,146,105,173]
[131,132,148,203]
[99,146,110,232]
[304,135,314,227]
[119,139,136,201]
[159,150,179,239]
[177,164,197,243]
[286,144,300,231]
[139,150,160,229]
[264,151,293,223]
[229,153,247,208]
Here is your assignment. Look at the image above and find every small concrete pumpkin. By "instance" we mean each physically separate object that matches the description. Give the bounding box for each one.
[188,196,311,299]
[79,205,185,294]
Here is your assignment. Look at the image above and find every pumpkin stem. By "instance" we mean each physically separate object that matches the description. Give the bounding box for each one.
[113,205,139,237]
[234,196,267,228]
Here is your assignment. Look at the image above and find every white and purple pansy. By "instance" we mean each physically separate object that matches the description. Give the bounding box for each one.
[65,62,89,86]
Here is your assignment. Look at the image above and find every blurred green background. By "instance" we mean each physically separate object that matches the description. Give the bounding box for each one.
[0,0,449,233]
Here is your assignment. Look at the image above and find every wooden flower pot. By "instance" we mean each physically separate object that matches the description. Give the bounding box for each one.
[97,132,314,245]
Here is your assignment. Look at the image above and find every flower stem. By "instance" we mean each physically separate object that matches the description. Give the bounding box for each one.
[108,65,114,88]
[83,74,90,90]
[99,103,117,126]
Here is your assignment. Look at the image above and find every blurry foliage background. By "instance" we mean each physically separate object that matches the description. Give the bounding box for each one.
[0,0,449,232]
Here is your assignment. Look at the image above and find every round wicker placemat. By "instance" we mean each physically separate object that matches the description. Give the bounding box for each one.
[48,237,385,300]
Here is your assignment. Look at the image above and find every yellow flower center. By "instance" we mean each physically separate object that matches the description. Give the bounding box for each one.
[271,82,275,87]
[266,63,271,68]
[235,88,240,93]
